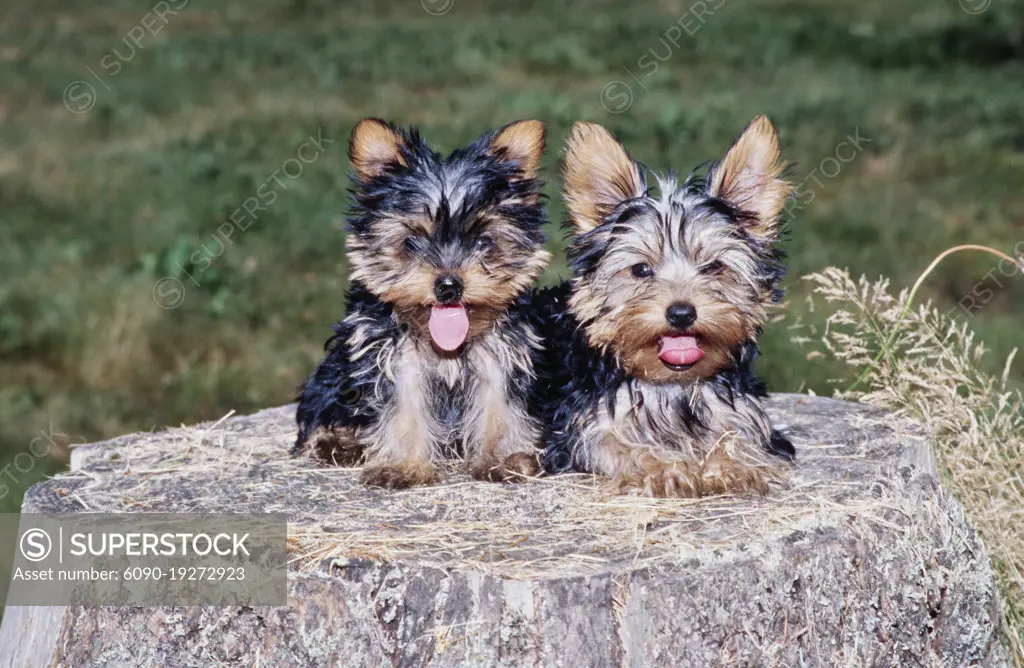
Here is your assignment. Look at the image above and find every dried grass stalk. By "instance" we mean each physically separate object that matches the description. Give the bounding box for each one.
[797,264,1024,663]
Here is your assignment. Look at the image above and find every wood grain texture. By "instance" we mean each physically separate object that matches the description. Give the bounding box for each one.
[0,395,1008,667]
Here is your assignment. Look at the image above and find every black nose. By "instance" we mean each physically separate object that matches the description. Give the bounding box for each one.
[665,303,697,330]
[434,275,464,304]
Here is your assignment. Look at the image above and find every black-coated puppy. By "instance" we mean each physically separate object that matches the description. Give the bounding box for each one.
[537,116,796,497]
[295,119,550,489]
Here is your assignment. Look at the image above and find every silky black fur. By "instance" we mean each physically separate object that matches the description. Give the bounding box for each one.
[293,120,551,485]
[540,118,797,495]
[294,284,396,452]
[296,286,544,458]
[348,125,547,258]
[531,283,794,474]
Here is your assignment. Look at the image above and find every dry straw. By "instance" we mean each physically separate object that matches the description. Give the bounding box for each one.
[61,404,906,585]
[796,245,1024,663]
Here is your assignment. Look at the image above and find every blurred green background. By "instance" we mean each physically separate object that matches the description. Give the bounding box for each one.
[1,0,1023,511]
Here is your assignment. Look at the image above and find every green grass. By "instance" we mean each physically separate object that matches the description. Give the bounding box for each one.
[1,0,1023,511]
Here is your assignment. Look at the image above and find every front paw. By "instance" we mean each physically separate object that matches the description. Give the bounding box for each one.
[297,427,364,466]
[502,452,543,479]
[360,462,440,489]
[615,459,702,498]
[700,458,773,497]
[468,452,542,483]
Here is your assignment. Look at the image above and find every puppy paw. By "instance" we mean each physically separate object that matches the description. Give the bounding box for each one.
[298,427,364,467]
[616,459,702,498]
[700,461,772,497]
[502,451,543,479]
[360,462,439,489]
[468,458,507,482]
[468,451,542,483]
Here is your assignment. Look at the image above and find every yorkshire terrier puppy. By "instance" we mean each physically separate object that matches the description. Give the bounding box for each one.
[295,119,550,489]
[538,116,796,498]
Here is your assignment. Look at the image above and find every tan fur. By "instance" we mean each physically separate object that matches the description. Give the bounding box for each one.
[469,452,543,482]
[586,431,703,498]
[319,121,551,490]
[612,450,703,498]
[499,452,543,479]
[348,211,550,352]
[557,116,792,498]
[360,336,442,488]
[699,449,773,496]
[709,115,791,239]
[564,116,787,385]
[489,120,546,180]
[348,241,549,353]
[345,316,543,488]
[349,118,407,180]
[600,437,774,498]
[572,380,783,498]
[361,461,440,489]
[464,335,543,481]
[298,426,364,467]
[573,273,755,384]
[563,122,645,233]
[461,246,551,308]
[370,262,438,311]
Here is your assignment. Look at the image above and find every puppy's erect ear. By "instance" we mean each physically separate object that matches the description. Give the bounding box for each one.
[563,122,645,233]
[488,120,546,180]
[709,115,791,240]
[349,118,407,180]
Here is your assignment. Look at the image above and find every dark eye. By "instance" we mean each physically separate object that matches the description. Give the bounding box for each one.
[701,260,726,275]
[630,263,654,278]
[403,236,425,255]
[474,234,495,252]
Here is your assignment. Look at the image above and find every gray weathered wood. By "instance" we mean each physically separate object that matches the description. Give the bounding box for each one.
[0,395,1008,667]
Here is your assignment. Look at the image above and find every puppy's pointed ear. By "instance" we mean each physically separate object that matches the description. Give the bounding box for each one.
[488,120,546,180]
[563,122,645,233]
[709,115,791,240]
[349,118,407,180]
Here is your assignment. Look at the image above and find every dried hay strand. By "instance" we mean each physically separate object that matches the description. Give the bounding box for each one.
[59,400,927,582]
[797,256,1024,664]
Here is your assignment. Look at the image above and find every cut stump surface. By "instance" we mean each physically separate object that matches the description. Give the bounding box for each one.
[0,394,1008,667]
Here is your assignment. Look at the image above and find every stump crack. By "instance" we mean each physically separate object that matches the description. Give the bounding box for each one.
[611,574,631,667]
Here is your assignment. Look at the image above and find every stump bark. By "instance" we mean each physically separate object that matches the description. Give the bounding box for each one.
[0,394,1008,667]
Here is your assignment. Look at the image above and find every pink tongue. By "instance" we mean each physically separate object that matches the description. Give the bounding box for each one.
[658,335,704,366]
[428,305,470,351]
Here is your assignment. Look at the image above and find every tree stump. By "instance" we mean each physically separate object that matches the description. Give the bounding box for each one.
[0,395,1008,667]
